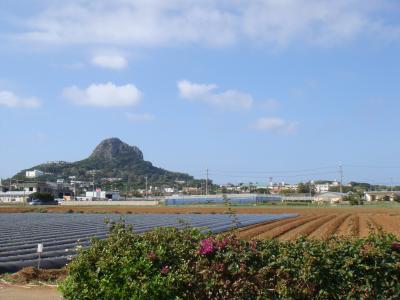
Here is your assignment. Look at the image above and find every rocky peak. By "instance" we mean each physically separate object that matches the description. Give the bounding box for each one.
[89,138,143,161]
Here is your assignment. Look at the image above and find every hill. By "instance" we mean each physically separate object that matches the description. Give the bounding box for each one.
[13,138,201,186]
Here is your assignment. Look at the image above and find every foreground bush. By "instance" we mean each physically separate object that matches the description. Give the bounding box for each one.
[60,221,400,299]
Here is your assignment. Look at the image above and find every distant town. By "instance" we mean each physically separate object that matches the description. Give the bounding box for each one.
[1,168,399,205]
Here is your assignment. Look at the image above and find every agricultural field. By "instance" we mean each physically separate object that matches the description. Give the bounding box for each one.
[1,204,400,240]
[0,212,295,273]
[237,207,400,240]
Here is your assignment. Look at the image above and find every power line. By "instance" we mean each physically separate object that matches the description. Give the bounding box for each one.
[344,164,400,169]
[207,166,337,175]
[208,171,339,179]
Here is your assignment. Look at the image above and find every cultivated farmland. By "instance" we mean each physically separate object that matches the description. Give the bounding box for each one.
[237,208,400,240]
[1,205,400,242]
[0,213,296,273]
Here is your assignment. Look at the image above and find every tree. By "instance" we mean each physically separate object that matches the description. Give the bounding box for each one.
[30,192,55,202]
[344,193,363,205]
[297,182,314,195]
[255,188,269,194]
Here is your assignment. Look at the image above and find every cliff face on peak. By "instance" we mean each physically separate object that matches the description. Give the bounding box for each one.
[89,138,143,162]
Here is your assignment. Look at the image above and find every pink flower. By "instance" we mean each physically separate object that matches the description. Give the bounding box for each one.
[391,242,400,251]
[147,251,158,261]
[161,265,169,274]
[215,238,229,250]
[199,237,215,255]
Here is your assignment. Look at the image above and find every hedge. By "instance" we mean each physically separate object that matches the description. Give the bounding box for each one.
[59,221,400,299]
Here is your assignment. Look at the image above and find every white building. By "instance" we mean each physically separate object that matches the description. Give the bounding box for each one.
[314,184,330,193]
[25,170,44,178]
[0,191,34,202]
[314,181,340,194]
[85,191,120,201]
[163,187,176,194]
[314,192,346,204]
[365,191,400,202]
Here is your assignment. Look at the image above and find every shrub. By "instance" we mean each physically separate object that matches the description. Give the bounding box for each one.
[29,192,54,202]
[345,193,364,205]
[60,222,400,299]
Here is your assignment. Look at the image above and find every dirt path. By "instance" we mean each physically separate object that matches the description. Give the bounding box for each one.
[0,282,61,300]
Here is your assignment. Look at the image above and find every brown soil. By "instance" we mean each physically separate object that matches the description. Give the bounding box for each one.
[1,204,400,215]
[9,267,67,284]
[233,207,400,240]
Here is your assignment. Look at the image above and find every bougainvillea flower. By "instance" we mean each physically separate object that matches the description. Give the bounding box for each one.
[199,237,215,255]
[161,265,170,274]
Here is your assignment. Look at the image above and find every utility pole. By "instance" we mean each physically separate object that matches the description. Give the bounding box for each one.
[205,168,209,196]
[92,173,95,200]
[339,163,343,194]
[145,176,148,200]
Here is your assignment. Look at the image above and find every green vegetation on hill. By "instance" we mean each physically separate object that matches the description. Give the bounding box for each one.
[13,138,203,187]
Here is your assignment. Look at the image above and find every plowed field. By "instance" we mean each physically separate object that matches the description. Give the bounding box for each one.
[237,209,400,240]
[1,205,400,240]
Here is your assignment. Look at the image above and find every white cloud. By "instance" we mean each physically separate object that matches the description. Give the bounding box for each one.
[178,80,253,110]
[0,90,41,108]
[91,54,127,70]
[14,1,398,48]
[251,117,298,134]
[126,112,155,122]
[63,82,141,107]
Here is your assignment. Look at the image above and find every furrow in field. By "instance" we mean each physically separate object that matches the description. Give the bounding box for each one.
[335,214,356,237]
[278,215,336,241]
[253,215,321,240]
[308,214,349,239]
[359,214,379,237]
[352,215,360,237]
[237,216,303,239]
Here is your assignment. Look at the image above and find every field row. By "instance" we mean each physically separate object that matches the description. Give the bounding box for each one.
[238,212,400,240]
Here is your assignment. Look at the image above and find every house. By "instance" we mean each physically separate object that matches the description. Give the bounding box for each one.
[0,191,34,202]
[25,170,44,178]
[313,181,340,194]
[365,191,400,202]
[163,187,176,194]
[314,192,346,204]
[85,190,120,201]
[14,181,72,199]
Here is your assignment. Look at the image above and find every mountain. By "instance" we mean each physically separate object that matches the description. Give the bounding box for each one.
[13,138,200,186]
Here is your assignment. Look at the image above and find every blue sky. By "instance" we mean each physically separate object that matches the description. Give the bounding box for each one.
[0,0,400,185]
